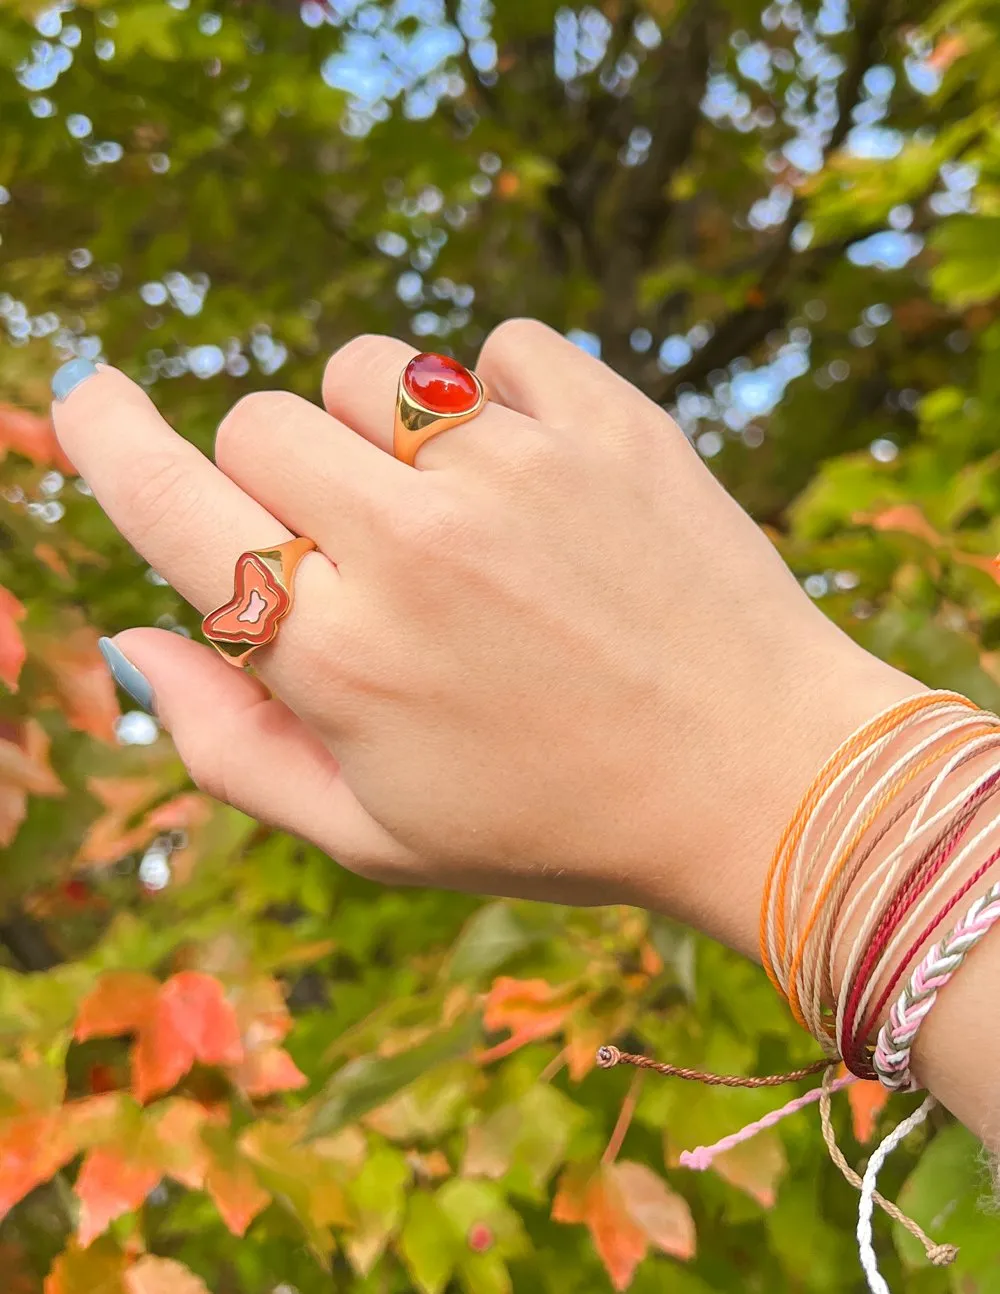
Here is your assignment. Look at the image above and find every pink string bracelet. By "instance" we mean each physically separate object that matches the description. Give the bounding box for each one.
[874,877,1000,1091]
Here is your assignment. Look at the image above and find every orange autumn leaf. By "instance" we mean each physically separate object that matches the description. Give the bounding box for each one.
[227,976,306,1097]
[553,1163,647,1291]
[0,404,75,474]
[0,586,26,692]
[75,971,244,1103]
[34,542,71,579]
[203,1152,270,1236]
[848,1080,891,1144]
[479,977,584,1064]
[710,1130,787,1208]
[553,1160,694,1290]
[141,1099,269,1238]
[235,1045,308,1098]
[0,718,64,847]
[233,976,295,1043]
[44,1240,129,1294]
[866,504,942,546]
[861,505,998,578]
[80,783,210,870]
[0,1110,81,1218]
[75,1147,161,1246]
[78,777,167,866]
[40,625,119,743]
[928,33,967,72]
[125,1256,211,1294]
[611,1161,695,1261]
[75,972,162,1041]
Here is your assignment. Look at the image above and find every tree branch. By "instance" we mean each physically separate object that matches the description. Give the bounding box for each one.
[644,0,901,401]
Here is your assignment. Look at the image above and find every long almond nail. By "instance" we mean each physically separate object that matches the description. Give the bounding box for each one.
[98,638,155,715]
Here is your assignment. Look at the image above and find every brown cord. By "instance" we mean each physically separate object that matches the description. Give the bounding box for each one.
[596,1045,828,1087]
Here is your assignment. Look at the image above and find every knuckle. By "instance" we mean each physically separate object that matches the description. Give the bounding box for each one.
[176,722,230,805]
[325,333,395,387]
[215,391,295,468]
[480,317,550,366]
[127,449,205,542]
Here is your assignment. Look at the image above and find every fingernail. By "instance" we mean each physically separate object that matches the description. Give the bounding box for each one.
[99,637,155,715]
[51,358,98,403]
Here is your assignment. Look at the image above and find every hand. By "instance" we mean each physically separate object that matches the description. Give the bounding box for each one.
[52,322,918,955]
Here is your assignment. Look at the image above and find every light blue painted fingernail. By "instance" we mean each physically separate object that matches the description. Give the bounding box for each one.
[51,358,98,402]
[99,637,156,715]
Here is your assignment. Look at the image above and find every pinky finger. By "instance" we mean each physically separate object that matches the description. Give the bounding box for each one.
[102,628,409,875]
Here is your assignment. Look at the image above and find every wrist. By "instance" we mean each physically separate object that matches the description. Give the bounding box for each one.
[632,635,929,961]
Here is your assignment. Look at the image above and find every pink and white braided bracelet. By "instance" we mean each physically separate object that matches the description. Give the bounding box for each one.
[874,878,1000,1091]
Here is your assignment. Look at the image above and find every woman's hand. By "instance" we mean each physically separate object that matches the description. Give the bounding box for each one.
[52,322,917,956]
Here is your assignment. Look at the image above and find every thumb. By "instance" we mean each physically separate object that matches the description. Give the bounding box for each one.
[101,628,405,874]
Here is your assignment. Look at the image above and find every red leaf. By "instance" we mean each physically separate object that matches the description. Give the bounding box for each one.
[74,973,161,1042]
[609,1161,695,1261]
[0,587,26,692]
[480,977,582,1063]
[75,1148,160,1246]
[124,1257,210,1294]
[159,972,244,1068]
[77,972,244,1103]
[0,404,75,473]
[134,973,243,1103]
[848,1080,891,1145]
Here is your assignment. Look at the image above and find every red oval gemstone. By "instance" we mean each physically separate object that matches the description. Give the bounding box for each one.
[403,352,479,415]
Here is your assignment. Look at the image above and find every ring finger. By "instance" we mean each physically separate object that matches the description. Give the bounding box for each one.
[321,333,542,470]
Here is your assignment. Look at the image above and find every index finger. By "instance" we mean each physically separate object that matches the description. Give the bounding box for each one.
[51,360,300,613]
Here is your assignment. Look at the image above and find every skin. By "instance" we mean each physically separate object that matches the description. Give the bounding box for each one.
[51,320,997,1146]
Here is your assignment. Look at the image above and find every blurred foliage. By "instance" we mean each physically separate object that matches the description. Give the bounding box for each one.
[2,0,1000,1289]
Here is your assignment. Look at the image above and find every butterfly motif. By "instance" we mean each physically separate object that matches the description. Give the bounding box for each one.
[202,552,290,648]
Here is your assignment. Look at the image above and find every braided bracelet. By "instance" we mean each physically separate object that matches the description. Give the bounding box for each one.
[874,877,1000,1090]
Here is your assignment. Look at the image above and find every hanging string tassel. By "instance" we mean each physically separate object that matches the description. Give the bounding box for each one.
[597,1047,957,1280]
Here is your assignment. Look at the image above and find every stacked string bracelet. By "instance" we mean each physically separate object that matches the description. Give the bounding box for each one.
[599,689,1000,1293]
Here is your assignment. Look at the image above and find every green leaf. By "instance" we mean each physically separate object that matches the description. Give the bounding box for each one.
[932,215,1000,307]
[436,1178,529,1260]
[463,1083,584,1199]
[446,903,540,981]
[306,1014,481,1139]
[895,1121,1000,1285]
[345,1143,410,1276]
[398,1191,461,1294]
[457,1250,513,1294]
